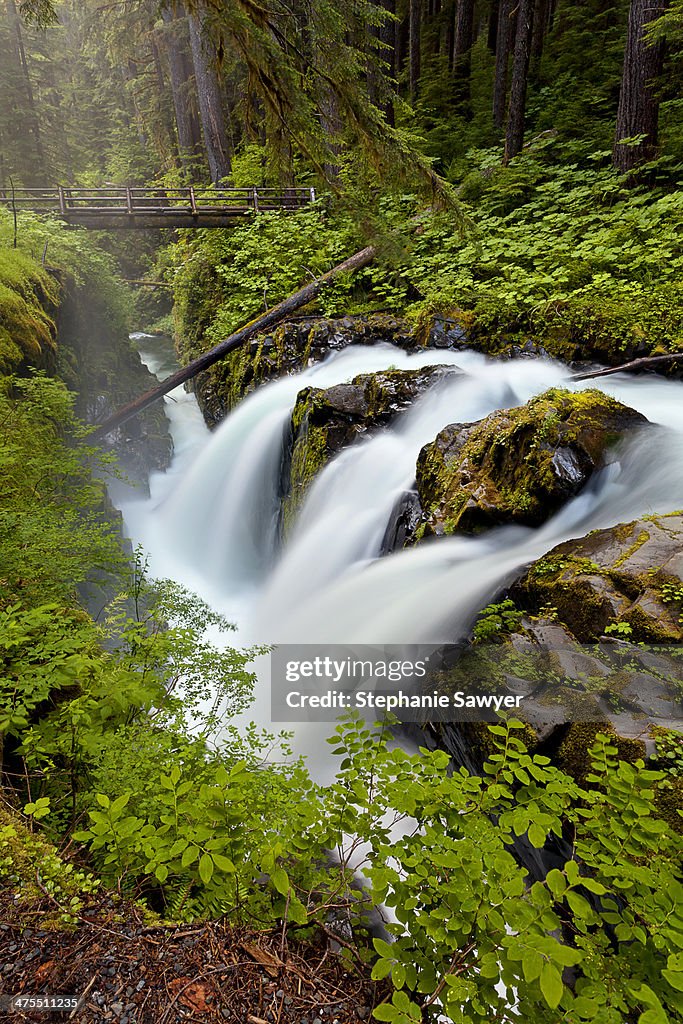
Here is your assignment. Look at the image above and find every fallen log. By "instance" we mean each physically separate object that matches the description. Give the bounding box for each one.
[91,245,376,440]
[570,352,683,382]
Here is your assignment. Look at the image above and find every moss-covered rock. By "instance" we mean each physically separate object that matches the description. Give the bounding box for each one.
[413,388,646,539]
[281,365,462,531]
[189,314,467,426]
[0,250,60,375]
[514,512,683,642]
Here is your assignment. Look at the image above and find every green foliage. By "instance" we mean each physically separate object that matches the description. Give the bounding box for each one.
[0,802,100,928]
[170,206,361,362]
[604,620,634,638]
[167,147,683,368]
[401,147,683,357]
[322,717,683,1024]
[652,729,683,782]
[0,371,124,607]
[472,599,523,644]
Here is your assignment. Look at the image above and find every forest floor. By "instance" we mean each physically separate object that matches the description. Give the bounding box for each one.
[0,892,382,1024]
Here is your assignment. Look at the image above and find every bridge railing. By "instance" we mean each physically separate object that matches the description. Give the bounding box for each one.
[0,185,316,217]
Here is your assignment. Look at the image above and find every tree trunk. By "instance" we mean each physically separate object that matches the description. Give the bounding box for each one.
[150,35,181,169]
[453,0,475,102]
[530,0,548,73]
[487,0,500,53]
[5,0,44,174]
[492,0,516,130]
[91,245,377,440]
[613,0,669,173]
[409,0,421,100]
[187,8,232,182]
[444,0,455,69]
[160,6,202,170]
[504,0,534,162]
[368,0,395,124]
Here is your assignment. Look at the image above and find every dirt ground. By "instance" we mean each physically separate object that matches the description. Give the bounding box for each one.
[0,891,385,1024]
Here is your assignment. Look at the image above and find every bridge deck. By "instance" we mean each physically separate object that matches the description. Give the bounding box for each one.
[0,185,316,228]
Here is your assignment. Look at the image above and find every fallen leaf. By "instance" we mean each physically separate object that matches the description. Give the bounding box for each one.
[34,960,55,983]
[169,977,215,1012]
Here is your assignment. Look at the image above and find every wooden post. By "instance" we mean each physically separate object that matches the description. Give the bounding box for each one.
[90,245,376,440]
[252,186,259,214]
[58,186,67,216]
[189,186,197,215]
[126,188,134,214]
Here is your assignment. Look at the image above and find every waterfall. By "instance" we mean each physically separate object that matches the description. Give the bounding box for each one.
[116,338,683,759]
[155,343,467,592]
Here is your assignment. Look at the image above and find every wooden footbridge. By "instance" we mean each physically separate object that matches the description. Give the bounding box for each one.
[0,185,316,229]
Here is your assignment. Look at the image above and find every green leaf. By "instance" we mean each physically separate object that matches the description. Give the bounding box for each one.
[271,866,289,896]
[181,845,198,868]
[373,938,395,959]
[546,869,566,896]
[372,959,393,981]
[373,1006,398,1022]
[528,823,545,848]
[212,853,236,873]
[539,963,563,1009]
[287,897,308,925]
[198,854,214,885]
[662,970,683,993]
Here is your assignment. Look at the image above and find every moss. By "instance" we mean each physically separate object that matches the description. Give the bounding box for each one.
[557,723,646,786]
[0,801,100,929]
[0,250,60,374]
[612,530,649,569]
[281,391,331,533]
[620,602,682,643]
[654,778,683,834]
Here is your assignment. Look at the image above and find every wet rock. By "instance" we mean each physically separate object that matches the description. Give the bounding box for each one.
[381,490,423,553]
[281,364,463,532]
[412,387,646,540]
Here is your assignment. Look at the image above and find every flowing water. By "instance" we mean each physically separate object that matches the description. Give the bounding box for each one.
[117,335,683,765]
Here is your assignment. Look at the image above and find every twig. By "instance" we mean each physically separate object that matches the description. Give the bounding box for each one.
[69,975,97,1019]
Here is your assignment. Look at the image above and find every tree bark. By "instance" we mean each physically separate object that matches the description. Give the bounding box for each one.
[90,246,377,440]
[570,353,683,382]
[160,6,202,170]
[504,0,534,162]
[453,0,475,102]
[492,0,515,131]
[409,0,421,100]
[187,7,232,182]
[613,0,669,173]
[5,0,45,174]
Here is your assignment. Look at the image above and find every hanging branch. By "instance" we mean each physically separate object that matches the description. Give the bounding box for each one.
[570,353,683,382]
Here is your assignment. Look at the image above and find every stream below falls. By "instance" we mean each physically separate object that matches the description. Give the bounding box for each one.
[114,334,683,775]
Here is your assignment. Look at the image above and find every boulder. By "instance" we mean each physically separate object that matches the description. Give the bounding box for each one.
[514,513,683,643]
[281,365,463,532]
[413,387,647,539]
